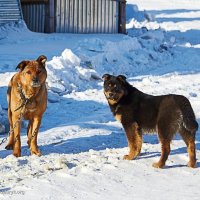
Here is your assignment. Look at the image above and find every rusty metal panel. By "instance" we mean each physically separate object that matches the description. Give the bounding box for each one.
[0,0,23,25]
[55,0,119,33]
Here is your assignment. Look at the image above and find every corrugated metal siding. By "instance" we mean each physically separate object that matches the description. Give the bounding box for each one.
[21,3,45,32]
[0,0,22,25]
[55,0,119,33]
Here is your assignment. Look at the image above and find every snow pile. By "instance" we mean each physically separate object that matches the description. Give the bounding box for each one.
[46,49,98,94]
[77,31,174,76]
[0,20,29,43]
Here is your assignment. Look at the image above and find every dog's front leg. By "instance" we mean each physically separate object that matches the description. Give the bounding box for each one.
[123,122,142,160]
[12,114,21,157]
[5,108,14,150]
[5,126,14,150]
[29,117,41,156]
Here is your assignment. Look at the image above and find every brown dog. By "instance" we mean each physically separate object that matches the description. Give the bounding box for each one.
[5,55,47,157]
[103,74,198,168]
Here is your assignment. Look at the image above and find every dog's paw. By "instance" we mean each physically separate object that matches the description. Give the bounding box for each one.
[13,151,21,157]
[152,162,165,169]
[187,161,197,168]
[123,154,134,160]
[31,149,42,156]
[5,144,14,150]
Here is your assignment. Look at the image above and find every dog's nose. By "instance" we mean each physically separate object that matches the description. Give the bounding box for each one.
[32,77,40,87]
[109,93,114,98]
[32,77,39,83]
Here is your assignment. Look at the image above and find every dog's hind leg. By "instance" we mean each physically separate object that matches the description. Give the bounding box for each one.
[152,123,174,168]
[152,138,171,168]
[123,122,142,160]
[180,128,196,168]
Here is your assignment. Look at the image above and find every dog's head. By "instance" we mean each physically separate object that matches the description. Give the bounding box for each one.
[102,74,127,105]
[16,55,47,88]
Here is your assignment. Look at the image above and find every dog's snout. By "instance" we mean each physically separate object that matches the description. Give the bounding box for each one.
[109,93,114,98]
[32,77,40,87]
[32,77,39,83]
[33,77,38,82]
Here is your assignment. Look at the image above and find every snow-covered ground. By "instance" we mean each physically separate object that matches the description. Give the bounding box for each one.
[0,0,200,199]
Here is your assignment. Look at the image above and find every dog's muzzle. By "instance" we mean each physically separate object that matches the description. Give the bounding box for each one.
[107,92,119,101]
[32,78,41,87]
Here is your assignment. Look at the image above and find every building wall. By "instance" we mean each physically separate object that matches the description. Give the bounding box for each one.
[20,0,124,33]
[55,0,119,33]
[0,0,22,26]
[21,3,46,32]
[21,0,48,32]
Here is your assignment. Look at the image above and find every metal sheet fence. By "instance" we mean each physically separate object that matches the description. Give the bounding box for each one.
[21,3,45,32]
[55,0,119,33]
[0,0,22,25]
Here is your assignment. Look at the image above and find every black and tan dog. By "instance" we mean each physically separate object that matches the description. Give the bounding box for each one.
[5,55,47,157]
[103,74,198,168]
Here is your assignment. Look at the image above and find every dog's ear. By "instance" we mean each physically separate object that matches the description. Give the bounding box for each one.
[16,61,29,71]
[117,75,126,83]
[102,74,111,81]
[37,55,47,67]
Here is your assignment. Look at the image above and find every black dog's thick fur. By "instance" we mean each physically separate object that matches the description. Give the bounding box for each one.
[103,74,198,168]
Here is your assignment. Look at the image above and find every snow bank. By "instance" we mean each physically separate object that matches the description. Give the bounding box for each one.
[45,33,173,94]
[0,20,29,42]
[81,31,174,77]
[46,49,99,94]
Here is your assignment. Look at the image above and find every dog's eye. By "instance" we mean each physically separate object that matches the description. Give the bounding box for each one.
[37,70,42,74]
[26,70,31,75]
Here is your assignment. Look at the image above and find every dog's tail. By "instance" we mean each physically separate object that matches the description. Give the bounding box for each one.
[175,95,198,132]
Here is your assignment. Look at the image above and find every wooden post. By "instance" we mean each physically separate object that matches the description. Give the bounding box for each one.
[118,0,126,34]
[45,0,54,33]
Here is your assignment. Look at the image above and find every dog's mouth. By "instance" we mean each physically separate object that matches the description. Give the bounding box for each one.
[31,82,41,88]
[108,95,119,101]
[105,90,125,103]
[106,92,120,101]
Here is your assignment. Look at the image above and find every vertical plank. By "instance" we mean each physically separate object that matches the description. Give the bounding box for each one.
[109,0,113,33]
[103,0,107,33]
[94,0,98,33]
[97,0,101,32]
[90,0,94,33]
[56,0,60,32]
[119,0,126,33]
[86,0,91,33]
[69,0,74,33]
[73,0,78,33]
[82,0,86,33]
[78,0,82,33]
[65,0,69,32]
[36,4,39,32]
[105,0,109,33]
[59,0,63,32]
[113,0,118,33]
